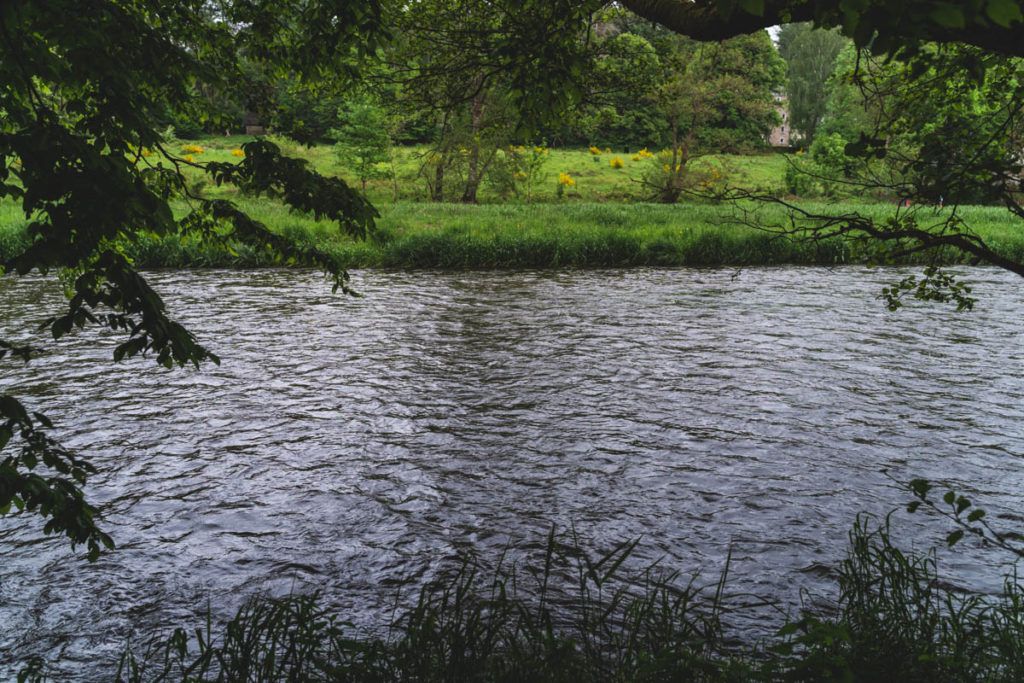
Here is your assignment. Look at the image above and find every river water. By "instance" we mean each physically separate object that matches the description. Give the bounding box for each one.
[1,266,1023,678]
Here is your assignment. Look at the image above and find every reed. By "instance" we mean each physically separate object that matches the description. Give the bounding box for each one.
[90,518,1024,683]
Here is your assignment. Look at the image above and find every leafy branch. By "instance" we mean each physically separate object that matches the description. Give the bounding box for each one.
[886,471,1024,558]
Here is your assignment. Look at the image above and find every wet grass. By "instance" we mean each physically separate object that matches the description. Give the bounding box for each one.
[15,520,1017,681]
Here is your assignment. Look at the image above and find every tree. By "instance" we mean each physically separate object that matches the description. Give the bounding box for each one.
[0,0,616,556]
[623,0,1024,305]
[379,0,603,203]
[0,0,386,559]
[619,0,1024,58]
[576,29,666,149]
[646,31,784,202]
[333,103,393,197]
[776,23,847,145]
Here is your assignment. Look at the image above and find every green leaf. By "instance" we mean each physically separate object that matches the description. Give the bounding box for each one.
[906,501,922,513]
[930,4,966,27]
[946,529,965,547]
[943,491,956,505]
[967,509,986,522]
[32,412,53,429]
[738,0,765,15]
[909,478,932,497]
[986,0,1023,26]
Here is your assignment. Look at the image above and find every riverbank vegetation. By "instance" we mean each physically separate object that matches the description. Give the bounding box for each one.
[52,518,1016,682]
[2,141,1022,271]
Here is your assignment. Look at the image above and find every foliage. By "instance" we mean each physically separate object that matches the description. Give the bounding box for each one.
[507,145,551,203]
[645,31,784,202]
[619,0,1024,59]
[776,23,848,145]
[55,519,1024,682]
[332,103,393,197]
[0,0,386,557]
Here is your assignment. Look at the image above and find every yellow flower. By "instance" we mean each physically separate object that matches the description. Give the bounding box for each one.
[631,154,640,161]
[609,157,624,168]
[588,145,602,155]
[558,171,575,187]
[182,144,204,154]
[231,149,245,157]
[534,146,548,154]
[514,170,528,180]
[604,147,611,154]
[184,154,195,163]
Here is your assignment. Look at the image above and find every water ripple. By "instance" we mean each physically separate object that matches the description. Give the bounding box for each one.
[1,266,1023,678]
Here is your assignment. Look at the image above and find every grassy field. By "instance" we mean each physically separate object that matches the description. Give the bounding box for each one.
[165,135,790,205]
[2,137,1023,270]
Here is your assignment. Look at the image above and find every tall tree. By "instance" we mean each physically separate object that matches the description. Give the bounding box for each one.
[776,23,847,145]
[648,31,784,201]
[380,0,601,202]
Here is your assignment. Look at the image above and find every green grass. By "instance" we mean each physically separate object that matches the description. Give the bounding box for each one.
[5,197,1022,271]
[171,136,789,205]
[2,137,1022,271]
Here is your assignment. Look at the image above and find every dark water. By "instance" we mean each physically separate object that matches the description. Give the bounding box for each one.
[2,267,1023,678]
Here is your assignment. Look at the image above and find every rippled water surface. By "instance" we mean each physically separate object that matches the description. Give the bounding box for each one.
[2,267,1024,678]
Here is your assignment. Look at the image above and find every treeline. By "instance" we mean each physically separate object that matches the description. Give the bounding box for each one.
[164,6,1024,208]
[164,5,787,204]
[777,23,1024,208]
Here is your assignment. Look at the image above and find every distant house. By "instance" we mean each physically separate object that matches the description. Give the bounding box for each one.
[768,93,792,148]
[243,112,267,136]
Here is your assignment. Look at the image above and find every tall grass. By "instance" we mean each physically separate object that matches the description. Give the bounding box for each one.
[106,530,750,682]
[778,517,1024,682]
[15,519,1015,682]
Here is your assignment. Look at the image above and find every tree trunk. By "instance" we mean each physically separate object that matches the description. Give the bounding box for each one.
[460,87,486,203]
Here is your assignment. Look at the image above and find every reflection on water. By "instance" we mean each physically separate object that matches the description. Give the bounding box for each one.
[1,266,1023,678]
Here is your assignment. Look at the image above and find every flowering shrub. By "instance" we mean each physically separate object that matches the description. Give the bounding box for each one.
[700,167,723,189]
[231,149,245,157]
[508,143,550,202]
[556,171,575,198]
[181,144,204,154]
[183,154,195,163]
[588,146,602,155]
[609,157,624,169]
[636,147,654,158]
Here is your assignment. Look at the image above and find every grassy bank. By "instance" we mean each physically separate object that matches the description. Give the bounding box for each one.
[19,518,1018,681]
[2,136,1022,270]
[3,199,1022,271]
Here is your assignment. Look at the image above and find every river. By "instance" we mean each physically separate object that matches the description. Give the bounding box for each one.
[1,266,1023,678]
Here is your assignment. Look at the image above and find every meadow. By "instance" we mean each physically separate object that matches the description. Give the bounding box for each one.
[2,137,1023,270]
